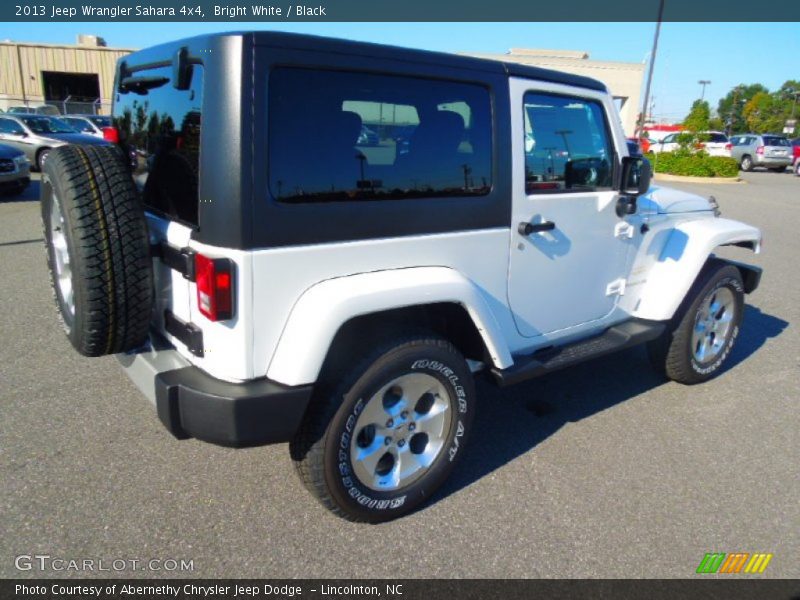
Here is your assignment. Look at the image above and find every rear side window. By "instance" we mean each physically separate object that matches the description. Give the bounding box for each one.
[762,136,789,147]
[523,92,614,193]
[113,64,203,225]
[268,68,492,203]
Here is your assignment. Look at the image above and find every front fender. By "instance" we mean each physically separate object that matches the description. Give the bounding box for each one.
[631,217,761,322]
[266,267,514,387]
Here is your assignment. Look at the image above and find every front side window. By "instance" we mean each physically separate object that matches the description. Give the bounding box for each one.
[523,92,613,193]
[0,118,25,135]
[268,68,492,203]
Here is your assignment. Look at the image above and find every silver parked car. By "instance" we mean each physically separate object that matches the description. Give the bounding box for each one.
[729,134,792,172]
[0,114,109,171]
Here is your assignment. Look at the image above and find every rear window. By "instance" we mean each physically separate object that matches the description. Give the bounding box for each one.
[63,118,94,133]
[268,68,492,203]
[707,133,728,143]
[113,64,203,225]
[762,136,789,147]
[89,116,111,128]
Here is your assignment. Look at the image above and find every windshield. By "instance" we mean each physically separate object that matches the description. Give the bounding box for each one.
[21,116,76,134]
[762,136,789,147]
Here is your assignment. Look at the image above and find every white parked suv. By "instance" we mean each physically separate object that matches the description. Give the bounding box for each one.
[40,32,763,522]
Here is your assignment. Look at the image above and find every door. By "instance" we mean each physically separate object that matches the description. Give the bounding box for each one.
[507,79,632,339]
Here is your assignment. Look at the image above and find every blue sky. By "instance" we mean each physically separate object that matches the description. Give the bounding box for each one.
[5,22,798,122]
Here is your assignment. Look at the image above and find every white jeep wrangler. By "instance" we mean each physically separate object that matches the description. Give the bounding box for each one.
[41,32,762,522]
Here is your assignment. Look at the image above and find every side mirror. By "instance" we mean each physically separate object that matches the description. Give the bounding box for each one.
[13,131,28,138]
[620,155,651,196]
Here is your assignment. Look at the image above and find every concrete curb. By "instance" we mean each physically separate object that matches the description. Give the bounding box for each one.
[654,172,744,184]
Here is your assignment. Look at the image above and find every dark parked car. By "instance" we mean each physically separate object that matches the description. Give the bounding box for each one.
[0,143,31,196]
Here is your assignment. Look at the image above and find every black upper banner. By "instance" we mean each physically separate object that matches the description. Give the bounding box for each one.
[2,0,800,22]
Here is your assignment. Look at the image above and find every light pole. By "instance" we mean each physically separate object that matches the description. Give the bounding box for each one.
[698,80,711,101]
[636,0,665,139]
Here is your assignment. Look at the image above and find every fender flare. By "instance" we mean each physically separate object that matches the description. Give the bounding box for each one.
[266,267,514,386]
[632,217,761,322]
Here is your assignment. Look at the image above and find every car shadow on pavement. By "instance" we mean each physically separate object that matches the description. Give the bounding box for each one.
[1,179,40,203]
[428,305,788,510]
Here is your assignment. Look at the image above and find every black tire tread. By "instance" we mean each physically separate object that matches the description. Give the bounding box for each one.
[43,144,152,356]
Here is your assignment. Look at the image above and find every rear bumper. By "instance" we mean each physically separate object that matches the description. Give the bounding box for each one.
[755,156,791,167]
[116,335,313,447]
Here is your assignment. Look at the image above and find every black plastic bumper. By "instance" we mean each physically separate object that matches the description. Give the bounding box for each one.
[155,366,313,447]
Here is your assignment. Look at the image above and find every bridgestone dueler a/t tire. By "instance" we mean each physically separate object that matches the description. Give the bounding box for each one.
[41,144,153,356]
[647,260,744,385]
[290,336,476,523]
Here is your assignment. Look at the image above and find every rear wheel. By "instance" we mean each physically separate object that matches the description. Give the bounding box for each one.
[41,144,153,356]
[291,335,476,522]
[740,155,753,171]
[648,261,744,384]
[795,161,800,177]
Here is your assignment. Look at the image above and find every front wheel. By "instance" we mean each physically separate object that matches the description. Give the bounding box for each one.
[291,335,476,522]
[648,261,744,384]
[794,162,800,177]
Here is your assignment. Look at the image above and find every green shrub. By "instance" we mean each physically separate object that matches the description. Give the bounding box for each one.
[645,151,738,178]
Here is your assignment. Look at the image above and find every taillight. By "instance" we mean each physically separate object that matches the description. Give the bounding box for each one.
[756,145,764,155]
[102,126,119,143]
[725,143,733,151]
[195,254,234,321]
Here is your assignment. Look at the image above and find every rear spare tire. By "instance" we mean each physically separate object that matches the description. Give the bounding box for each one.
[41,144,153,356]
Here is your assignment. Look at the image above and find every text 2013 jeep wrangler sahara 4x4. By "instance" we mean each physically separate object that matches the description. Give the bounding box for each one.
[40,32,762,522]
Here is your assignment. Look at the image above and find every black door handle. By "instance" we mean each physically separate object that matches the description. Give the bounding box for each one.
[519,221,556,235]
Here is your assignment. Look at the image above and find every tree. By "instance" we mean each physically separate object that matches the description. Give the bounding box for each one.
[683,99,710,132]
[717,84,768,134]
[743,92,784,133]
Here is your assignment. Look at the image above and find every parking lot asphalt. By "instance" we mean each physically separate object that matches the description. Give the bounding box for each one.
[1,170,797,579]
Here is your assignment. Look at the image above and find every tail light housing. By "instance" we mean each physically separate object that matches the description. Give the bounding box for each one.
[725,143,733,152]
[195,254,234,321]
[102,126,119,143]
[756,145,765,155]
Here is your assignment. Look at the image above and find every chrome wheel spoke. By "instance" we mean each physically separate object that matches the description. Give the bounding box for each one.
[415,400,449,436]
[353,439,388,477]
[358,391,393,426]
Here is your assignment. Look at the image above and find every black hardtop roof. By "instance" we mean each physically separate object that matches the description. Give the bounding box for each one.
[125,30,608,93]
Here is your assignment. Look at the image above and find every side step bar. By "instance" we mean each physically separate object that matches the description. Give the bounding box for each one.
[491,319,666,387]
